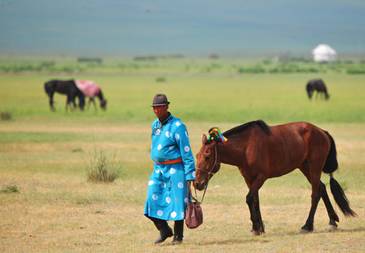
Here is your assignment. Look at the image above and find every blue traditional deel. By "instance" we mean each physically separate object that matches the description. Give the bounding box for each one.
[144,114,195,221]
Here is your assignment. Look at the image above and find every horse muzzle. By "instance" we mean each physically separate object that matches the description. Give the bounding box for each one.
[194,181,206,191]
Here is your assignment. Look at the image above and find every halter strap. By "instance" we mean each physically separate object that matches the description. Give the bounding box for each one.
[193,144,218,204]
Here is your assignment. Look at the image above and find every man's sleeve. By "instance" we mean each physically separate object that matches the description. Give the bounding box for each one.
[175,123,195,181]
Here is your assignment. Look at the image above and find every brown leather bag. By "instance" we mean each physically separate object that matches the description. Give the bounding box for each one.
[185,200,203,229]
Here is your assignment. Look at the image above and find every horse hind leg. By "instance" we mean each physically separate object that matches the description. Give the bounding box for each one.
[299,166,322,232]
[47,92,55,111]
[319,181,339,229]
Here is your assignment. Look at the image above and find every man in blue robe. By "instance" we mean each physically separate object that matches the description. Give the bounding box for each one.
[144,94,196,244]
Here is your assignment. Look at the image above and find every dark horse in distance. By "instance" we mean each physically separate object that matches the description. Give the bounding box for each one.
[195,120,356,235]
[306,79,330,100]
[44,79,85,111]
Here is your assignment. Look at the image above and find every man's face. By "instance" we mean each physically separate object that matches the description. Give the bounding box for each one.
[153,105,168,119]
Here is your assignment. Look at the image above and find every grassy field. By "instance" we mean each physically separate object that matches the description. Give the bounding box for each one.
[1,65,365,252]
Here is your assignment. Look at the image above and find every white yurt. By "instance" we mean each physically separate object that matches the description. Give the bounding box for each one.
[312,44,337,62]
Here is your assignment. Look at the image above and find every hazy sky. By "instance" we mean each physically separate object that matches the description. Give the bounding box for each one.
[0,0,364,56]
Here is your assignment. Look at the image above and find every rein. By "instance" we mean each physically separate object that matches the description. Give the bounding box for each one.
[194,144,218,204]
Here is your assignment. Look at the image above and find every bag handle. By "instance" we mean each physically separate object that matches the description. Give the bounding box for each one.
[190,181,208,204]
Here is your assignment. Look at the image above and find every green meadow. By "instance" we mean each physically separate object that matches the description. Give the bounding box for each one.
[1,58,365,252]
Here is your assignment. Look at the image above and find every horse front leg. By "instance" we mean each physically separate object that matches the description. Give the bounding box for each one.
[246,191,265,235]
[66,95,74,112]
[245,175,266,235]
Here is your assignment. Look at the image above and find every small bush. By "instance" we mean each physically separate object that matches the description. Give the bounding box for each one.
[156,76,166,82]
[0,111,12,121]
[347,68,365,74]
[87,150,120,183]
[0,185,19,193]
[238,65,266,74]
[71,148,83,153]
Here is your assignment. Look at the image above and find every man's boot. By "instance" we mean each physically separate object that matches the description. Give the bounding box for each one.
[172,220,184,244]
[151,218,173,244]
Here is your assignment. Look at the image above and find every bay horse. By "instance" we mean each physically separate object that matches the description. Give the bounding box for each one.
[195,120,356,235]
[44,79,85,111]
[306,79,330,100]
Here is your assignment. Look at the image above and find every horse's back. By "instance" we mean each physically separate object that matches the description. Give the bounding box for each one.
[308,79,327,91]
[44,79,77,95]
[248,122,330,177]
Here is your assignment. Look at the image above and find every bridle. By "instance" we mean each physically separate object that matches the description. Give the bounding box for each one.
[201,143,219,179]
[194,143,219,203]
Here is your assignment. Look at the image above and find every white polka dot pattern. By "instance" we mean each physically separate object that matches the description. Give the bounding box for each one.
[146,115,196,221]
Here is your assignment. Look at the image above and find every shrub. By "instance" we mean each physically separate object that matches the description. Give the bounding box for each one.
[347,68,365,74]
[156,76,166,82]
[0,185,19,193]
[0,111,12,121]
[87,150,120,183]
[237,65,266,74]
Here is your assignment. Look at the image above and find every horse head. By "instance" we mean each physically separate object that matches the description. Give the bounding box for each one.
[100,99,107,110]
[194,134,221,191]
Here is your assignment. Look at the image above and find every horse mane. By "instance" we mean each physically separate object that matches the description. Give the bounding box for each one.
[223,120,271,137]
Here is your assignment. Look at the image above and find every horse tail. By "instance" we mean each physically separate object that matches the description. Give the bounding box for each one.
[323,131,357,217]
[44,80,53,95]
[306,82,312,99]
[329,177,357,216]
[322,131,338,174]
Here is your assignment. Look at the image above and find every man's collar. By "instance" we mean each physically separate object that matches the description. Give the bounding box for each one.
[159,112,172,125]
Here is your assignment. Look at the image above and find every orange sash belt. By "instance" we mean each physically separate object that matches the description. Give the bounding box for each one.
[155,157,182,165]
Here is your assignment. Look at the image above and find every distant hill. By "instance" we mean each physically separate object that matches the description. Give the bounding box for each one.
[0,0,364,57]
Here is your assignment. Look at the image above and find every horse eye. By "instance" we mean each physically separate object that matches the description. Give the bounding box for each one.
[205,157,209,161]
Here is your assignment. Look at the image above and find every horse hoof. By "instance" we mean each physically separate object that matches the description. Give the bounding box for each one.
[251,230,263,236]
[300,228,312,233]
[300,225,313,233]
[328,225,338,231]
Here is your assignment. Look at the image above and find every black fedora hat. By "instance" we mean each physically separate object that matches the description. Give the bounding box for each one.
[152,94,170,106]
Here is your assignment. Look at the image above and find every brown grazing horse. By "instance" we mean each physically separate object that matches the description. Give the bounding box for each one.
[195,120,356,235]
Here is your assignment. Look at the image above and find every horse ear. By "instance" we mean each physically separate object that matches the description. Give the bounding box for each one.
[202,134,207,144]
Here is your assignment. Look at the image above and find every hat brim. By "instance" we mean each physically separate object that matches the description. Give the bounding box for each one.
[152,102,169,107]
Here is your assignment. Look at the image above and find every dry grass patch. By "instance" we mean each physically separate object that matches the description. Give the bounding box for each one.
[86,150,121,183]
